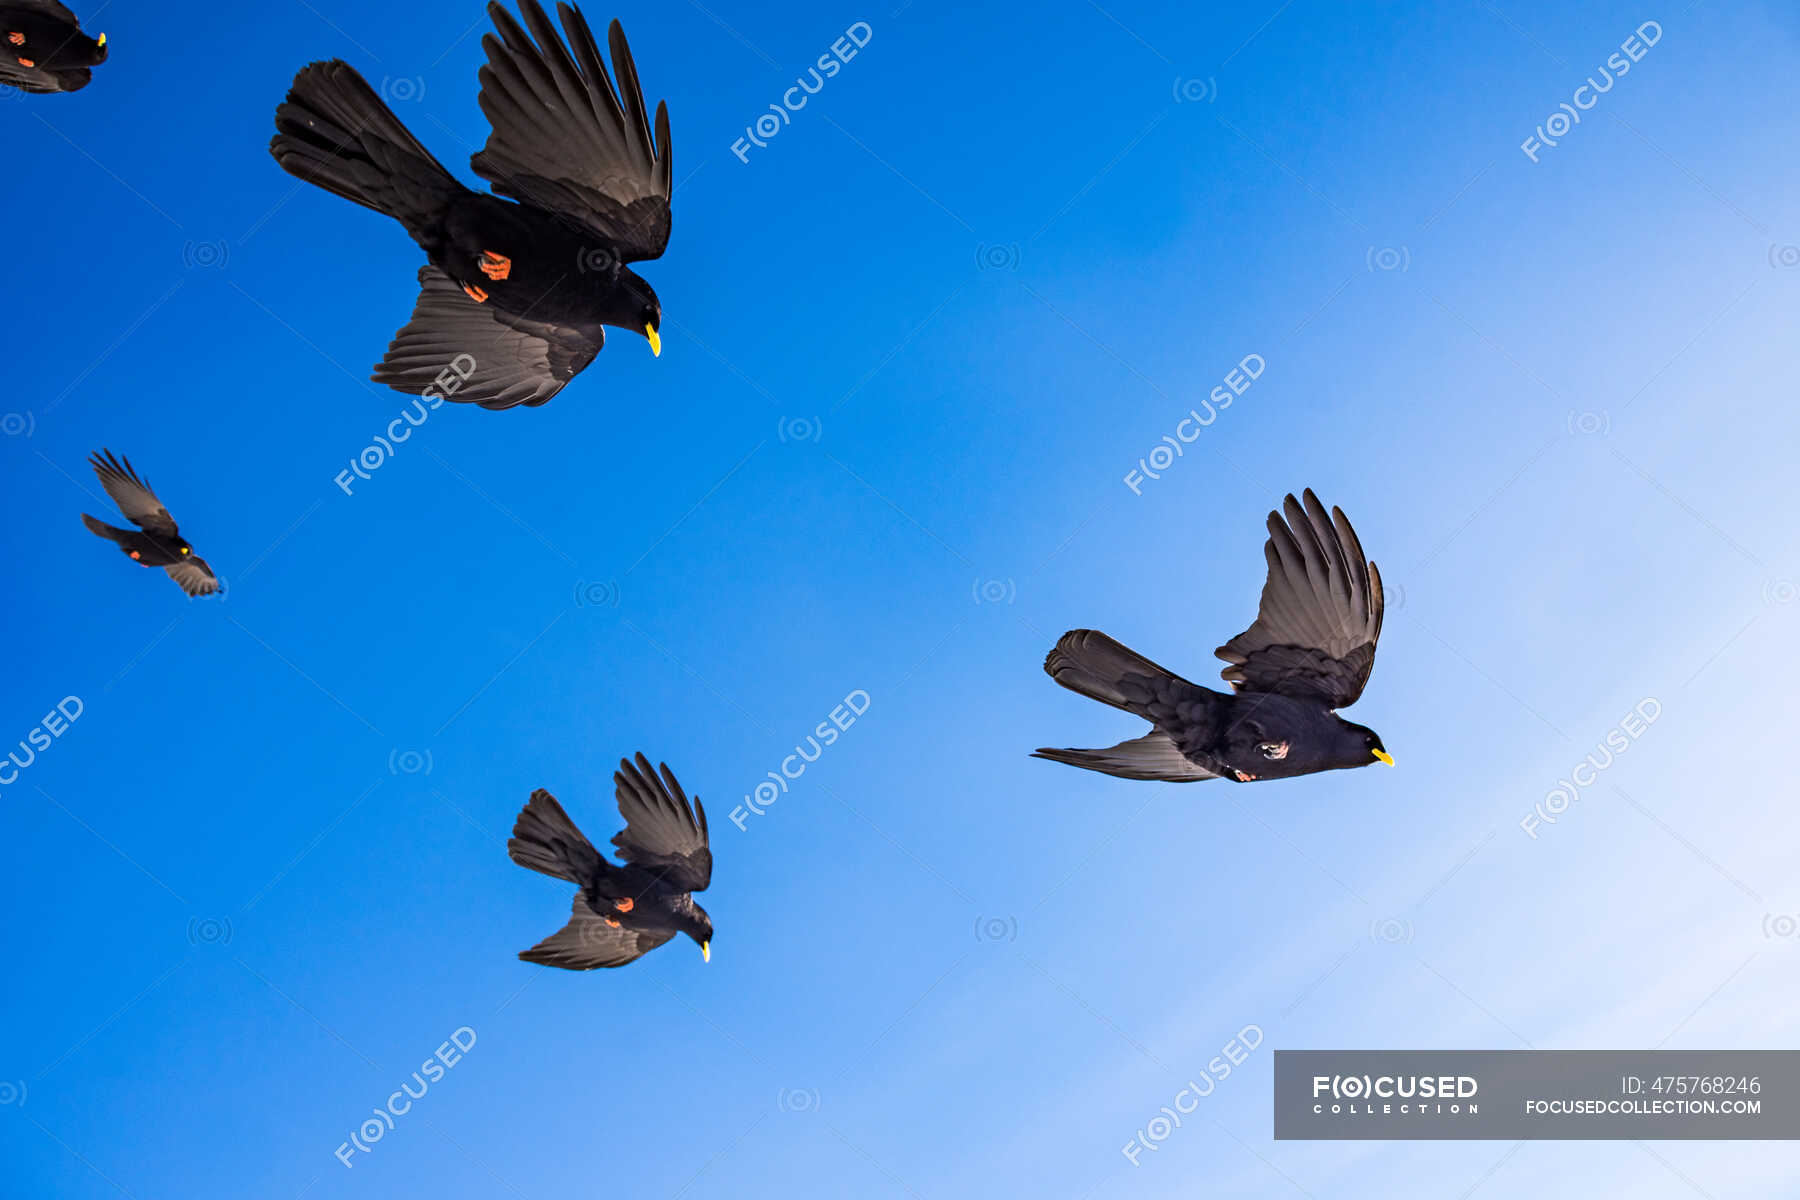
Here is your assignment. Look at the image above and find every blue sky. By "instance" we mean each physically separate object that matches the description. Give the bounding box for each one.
[4,0,1800,1195]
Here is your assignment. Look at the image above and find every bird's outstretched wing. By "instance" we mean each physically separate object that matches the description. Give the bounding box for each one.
[611,753,711,893]
[471,2,672,261]
[164,556,220,598]
[88,450,178,537]
[373,266,602,410]
[520,892,674,969]
[1214,490,1383,708]
[10,0,81,20]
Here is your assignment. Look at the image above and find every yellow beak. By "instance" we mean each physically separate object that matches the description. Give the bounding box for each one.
[645,323,661,357]
[700,940,710,963]
[1372,748,1395,767]
[97,32,106,46]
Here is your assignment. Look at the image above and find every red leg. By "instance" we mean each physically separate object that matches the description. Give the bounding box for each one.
[478,251,511,281]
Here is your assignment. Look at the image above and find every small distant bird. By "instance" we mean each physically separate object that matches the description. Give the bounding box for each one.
[1035,490,1390,784]
[80,450,220,598]
[269,0,672,410]
[509,754,712,969]
[0,1,105,93]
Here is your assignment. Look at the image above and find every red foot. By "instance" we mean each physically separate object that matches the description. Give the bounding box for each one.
[16,56,33,67]
[6,32,23,46]
[613,897,634,913]
[128,550,141,560]
[1233,770,1257,782]
[478,250,511,281]
[603,916,621,928]
[462,282,489,303]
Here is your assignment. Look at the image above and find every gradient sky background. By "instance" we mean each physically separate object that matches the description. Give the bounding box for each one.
[4,0,1800,1195]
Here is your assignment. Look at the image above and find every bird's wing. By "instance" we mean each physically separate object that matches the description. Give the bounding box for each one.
[88,450,178,536]
[471,2,672,261]
[610,753,711,893]
[372,266,602,410]
[1032,731,1219,781]
[163,556,220,598]
[9,0,81,20]
[0,59,82,92]
[519,892,674,969]
[1214,490,1383,708]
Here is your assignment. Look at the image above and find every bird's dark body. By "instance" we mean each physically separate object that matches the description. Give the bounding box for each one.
[1111,666,1380,781]
[1035,491,1390,785]
[1,1,105,92]
[507,756,713,970]
[82,518,186,568]
[426,192,647,334]
[268,1,674,409]
[581,861,705,941]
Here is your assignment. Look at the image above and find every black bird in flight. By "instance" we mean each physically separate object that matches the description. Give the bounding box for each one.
[509,754,713,969]
[79,450,220,598]
[1,0,105,93]
[1036,490,1390,784]
[269,0,672,410]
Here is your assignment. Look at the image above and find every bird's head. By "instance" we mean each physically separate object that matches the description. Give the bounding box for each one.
[1338,720,1394,770]
[684,903,713,963]
[66,30,106,66]
[605,268,662,358]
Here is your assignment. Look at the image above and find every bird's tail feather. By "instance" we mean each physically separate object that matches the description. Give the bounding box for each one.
[81,513,129,544]
[508,790,602,883]
[1042,629,1189,713]
[270,61,462,234]
[1033,731,1218,782]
